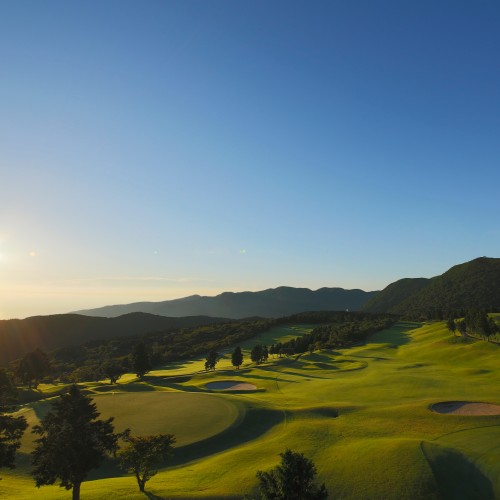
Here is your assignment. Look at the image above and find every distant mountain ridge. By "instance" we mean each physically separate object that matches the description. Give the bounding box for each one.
[362,257,500,317]
[74,286,378,319]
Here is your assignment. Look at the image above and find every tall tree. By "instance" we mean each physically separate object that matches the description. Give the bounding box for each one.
[132,343,152,379]
[205,350,218,371]
[102,359,127,384]
[446,318,456,336]
[250,344,264,364]
[119,433,175,492]
[231,346,243,370]
[0,368,18,407]
[17,348,51,389]
[0,414,28,475]
[31,385,121,500]
[257,449,328,500]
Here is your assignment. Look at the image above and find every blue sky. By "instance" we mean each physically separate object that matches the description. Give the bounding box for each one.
[1,1,499,318]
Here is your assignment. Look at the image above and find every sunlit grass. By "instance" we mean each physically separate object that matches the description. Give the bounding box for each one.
[2,322,499,499]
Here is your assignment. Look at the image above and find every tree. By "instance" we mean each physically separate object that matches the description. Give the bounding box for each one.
[31,385,121,500]
[102,359,127,384]
[446,318,456,336]
[251,344,264,364]
[456,319,467,338]
[0,414,28,475]
[231,346,243,370]
[119,433,175,492]
[205,350,218,371]
[17,348,51,389]
[0,368,18,407]
[257,449,328,500]
[132,343,151,379]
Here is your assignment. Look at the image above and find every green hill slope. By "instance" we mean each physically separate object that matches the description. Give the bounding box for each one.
[363,257,500,318]
[362,277,430,313]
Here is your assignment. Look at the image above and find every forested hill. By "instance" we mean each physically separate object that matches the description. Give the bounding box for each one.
[363,257,500,318]
[362,278,430,313]
[0,313,231,365]
[73,286,377,318]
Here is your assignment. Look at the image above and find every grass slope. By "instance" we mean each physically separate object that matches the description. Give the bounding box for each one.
[1,322,499,499]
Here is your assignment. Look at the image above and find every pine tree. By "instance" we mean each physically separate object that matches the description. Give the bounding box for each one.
[132,343,152,379]
[31,385,120,500]
[257,449,328,500]
[231,346,243,369]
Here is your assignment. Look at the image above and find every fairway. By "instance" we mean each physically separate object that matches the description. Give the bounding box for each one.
[2,321,500,499]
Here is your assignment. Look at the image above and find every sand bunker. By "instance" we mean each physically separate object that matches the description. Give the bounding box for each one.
[431,401,500,416]
[206,381,257,391]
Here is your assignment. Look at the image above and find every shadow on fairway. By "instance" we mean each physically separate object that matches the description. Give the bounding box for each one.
[421,441,495,500]
[170,407,284,467]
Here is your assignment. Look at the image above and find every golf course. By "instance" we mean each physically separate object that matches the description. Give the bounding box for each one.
[2,321,499,499]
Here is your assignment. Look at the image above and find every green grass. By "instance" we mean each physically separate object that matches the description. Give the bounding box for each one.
[1,322,499,499]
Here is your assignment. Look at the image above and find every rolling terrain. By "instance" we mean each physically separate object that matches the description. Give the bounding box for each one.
[2,320,499,499]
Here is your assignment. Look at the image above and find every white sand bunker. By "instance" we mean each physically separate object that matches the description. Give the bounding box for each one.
[206,381,257,391]
[431,401,500,416]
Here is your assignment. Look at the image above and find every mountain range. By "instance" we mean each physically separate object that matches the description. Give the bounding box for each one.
[2,256,499,365]
[74,286,376,318]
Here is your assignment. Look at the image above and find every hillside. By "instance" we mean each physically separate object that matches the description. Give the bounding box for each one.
[73,286,377,318]
[362,278,430,313]
[0,313,231,365]
[363,257,500,318]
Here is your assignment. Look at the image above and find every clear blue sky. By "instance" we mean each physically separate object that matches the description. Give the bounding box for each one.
[1,0,499,319]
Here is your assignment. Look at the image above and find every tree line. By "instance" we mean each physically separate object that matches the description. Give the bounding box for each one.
[447,310,500,342]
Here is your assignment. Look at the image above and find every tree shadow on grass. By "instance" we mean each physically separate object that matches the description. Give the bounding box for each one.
[144,492,165,500]
[169,407,284,467]
[421,441,495,499]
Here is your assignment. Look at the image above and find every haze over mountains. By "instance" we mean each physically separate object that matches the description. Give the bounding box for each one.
[2,257,499,365]
[74,287,377,319]
[74,257,500,320]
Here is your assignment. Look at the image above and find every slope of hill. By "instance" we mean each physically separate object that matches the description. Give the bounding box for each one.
[362,278,430,313]
[0,313,231,365]
[73,286,378,318]
[363,257,500,318]
[392,257,500,317]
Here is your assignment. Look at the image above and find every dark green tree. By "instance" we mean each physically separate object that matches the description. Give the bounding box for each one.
[257,449,328,500]
[118,433,175,492]
[132,343,151,379]
[251,344,264,364]
[17,348,51,389]
[205,350,218,371]
[31,385,121,500]
[102,359,127,384]
[0,414,28,475]
[456,319,467,338]
[0,368,18,407]
[446,318,456,336]
[231,346,243,370]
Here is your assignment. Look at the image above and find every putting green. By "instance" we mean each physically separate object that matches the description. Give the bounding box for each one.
[94,392,244,446]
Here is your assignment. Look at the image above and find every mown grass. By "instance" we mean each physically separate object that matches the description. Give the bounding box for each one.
[1,321,499,499]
